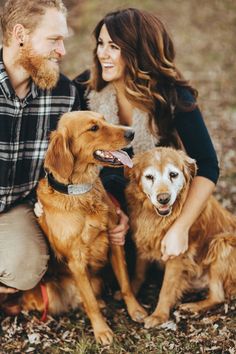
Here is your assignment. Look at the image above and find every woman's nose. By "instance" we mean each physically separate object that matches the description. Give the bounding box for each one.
[99,46,110,59]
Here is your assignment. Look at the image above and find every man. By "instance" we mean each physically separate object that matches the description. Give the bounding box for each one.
[0,0,80,307]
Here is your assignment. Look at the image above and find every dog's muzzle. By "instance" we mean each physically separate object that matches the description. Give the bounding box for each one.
[154,193,172,217]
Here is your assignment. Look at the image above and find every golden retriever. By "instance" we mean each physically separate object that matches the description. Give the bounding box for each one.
[125,147,236,328]
[22,111,147,344]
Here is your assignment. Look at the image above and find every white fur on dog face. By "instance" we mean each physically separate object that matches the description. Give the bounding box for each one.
[141,163,185,208]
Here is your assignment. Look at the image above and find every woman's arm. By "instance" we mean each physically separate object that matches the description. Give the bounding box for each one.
[161,90,219,259]
[161,176,215,260]
[174,91,219,184]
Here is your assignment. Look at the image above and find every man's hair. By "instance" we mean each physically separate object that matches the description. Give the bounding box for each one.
[1,0,67,46]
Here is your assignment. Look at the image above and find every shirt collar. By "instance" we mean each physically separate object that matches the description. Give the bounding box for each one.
[0,48,39,100]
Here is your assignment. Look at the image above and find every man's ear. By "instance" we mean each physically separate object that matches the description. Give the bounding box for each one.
[44,129,74,180]
[13,24,27,46]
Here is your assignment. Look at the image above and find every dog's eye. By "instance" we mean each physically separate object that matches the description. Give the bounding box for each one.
[89,124,99,132]
[169,171,178,179]
[145,174,154,181]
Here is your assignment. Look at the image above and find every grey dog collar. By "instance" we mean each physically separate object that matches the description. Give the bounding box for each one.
[47,173,93,195]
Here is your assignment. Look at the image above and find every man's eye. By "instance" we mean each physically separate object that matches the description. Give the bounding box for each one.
[89,125,99,132]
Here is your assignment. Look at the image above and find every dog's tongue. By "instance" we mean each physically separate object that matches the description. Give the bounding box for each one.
[110,150,133,168]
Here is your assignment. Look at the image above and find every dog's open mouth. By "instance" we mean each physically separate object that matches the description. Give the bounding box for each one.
[154,205,172,217]
[94,149,133,168]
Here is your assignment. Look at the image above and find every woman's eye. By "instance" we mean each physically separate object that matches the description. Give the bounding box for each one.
[169,172,178,179]
[145,174,154,181]
[111,44,119,50]
[89,125,99,132]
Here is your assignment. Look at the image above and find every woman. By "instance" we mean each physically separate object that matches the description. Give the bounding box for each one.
[73,8,219,260]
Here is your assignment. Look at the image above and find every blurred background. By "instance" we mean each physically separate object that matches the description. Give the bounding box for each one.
[0,0,236,211]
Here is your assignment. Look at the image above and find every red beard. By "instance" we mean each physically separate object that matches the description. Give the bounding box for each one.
[16,45,60,90]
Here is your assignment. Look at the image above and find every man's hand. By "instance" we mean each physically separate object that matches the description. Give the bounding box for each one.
[108,209,129,246]
[34,200,43,217]
[0,286,19,294]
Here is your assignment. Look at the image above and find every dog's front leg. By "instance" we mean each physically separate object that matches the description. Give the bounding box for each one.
[68,258,113,345]
[144,259,185,328]
[131,252,149,295]
[110,245,147,322]
[113,252,148,300]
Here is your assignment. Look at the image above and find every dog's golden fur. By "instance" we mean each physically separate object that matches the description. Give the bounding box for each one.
[125,147,236,328]
[22,111,147,344]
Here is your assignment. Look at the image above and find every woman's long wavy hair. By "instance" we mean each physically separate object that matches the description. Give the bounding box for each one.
[90,8,198,148]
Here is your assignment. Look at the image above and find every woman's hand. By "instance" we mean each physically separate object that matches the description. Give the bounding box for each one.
[108,209,129,246]
[34,200,43,218]
[161,176,215,261]
[161,223,189,262]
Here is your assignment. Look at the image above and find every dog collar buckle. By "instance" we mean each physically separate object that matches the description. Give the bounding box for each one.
[67,183,92,195]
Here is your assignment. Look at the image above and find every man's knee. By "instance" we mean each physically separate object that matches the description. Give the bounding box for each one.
[0,242,49,290]
[0,203,49,290]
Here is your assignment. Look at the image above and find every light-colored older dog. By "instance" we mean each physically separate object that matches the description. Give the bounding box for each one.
[125,147,236,328]
[22,111,147,344]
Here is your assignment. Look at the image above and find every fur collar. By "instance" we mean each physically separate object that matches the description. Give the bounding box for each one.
[87,84,159,154]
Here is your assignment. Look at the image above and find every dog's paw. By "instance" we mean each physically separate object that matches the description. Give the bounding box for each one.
[113,290,122,301]
[95,327,113,345]
[130,306,148,323]
[144,313,168,329]
[178,302,201,313]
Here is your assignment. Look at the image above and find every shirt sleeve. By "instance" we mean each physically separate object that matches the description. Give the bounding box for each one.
[174,90,219,184]
[73,70,91,110]
[71,83,81,111]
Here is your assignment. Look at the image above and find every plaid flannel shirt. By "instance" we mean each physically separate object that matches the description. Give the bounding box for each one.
[0,50,80,212]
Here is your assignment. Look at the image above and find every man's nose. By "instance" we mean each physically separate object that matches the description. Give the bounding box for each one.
[55,40,66,56]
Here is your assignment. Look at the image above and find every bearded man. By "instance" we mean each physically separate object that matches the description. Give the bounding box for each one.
[0,0,80,311]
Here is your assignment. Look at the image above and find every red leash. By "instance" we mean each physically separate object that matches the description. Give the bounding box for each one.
[40,283,49,322]
[107,192,120,209]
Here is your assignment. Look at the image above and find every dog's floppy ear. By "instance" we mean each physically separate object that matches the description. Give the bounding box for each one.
[178,150,197,180]
[184,155,197,179]
[44,129,74,180]
[124,156,141,182]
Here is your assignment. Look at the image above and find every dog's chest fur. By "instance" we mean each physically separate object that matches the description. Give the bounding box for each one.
[37,178,113,270]
[129,202,172,261]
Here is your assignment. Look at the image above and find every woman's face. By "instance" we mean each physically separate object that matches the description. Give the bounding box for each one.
[96,24,126,84]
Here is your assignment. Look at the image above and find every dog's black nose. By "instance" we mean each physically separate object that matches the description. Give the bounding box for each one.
[157,193,171,205]
[124,129,135,142]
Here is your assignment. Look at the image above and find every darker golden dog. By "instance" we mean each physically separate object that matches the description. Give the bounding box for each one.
[125,147,236,328]
[22,111,147,344]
